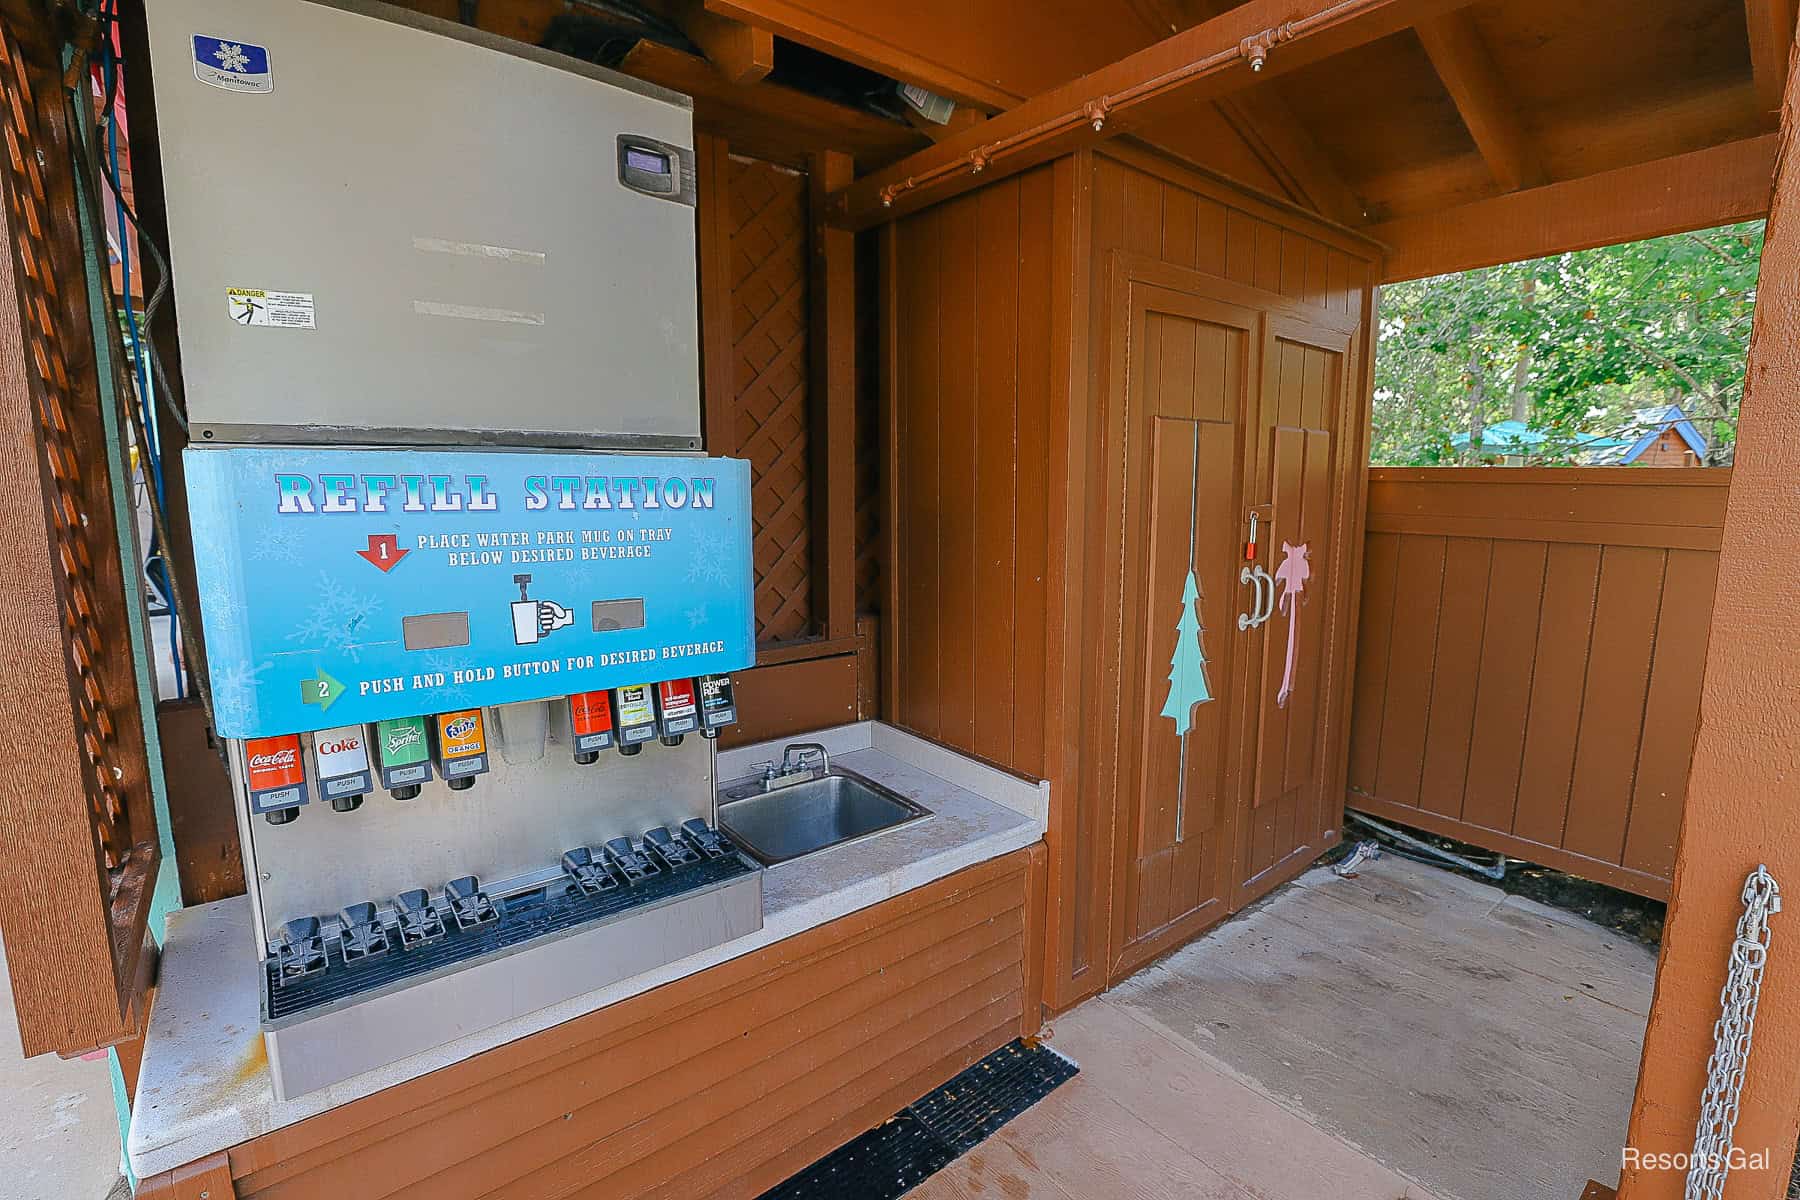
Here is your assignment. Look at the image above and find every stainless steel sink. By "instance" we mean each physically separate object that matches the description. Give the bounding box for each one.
[716,770,930,865]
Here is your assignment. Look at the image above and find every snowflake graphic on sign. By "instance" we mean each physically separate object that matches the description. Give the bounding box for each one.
[284,570,383,665]
[214,42,250,72]
[1159,570,1213,736]
[685,531,733,588]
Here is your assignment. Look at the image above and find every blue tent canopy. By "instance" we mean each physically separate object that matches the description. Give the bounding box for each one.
[1448,420,1630,458]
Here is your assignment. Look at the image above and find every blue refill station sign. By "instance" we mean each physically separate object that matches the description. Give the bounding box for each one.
[185,446,755,739]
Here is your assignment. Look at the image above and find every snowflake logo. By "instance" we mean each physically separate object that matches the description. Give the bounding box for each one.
[421,652,471,702]
[210,659,272,732]
[685,603,709,629]
[684,532,733,589]
[213,42,250,72]
[250,526,304,566]
[285,570,383,664]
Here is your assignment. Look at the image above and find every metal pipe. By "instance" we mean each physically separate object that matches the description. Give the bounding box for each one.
[1346,810,1509,881]
[873,0,1397,210]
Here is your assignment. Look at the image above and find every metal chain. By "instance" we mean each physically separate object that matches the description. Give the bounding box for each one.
[1685,865,1781,1200]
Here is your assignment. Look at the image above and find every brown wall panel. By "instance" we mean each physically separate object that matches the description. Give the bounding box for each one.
[137,852,1034,1200]
[716,655,858,750]
[1347,468,1729,898]
[887,168,1059,782]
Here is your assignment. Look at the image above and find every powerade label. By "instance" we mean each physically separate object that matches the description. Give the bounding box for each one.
[656,678,699,737]
[312,724,372,799]
[614,685,657,745]
[699,675,737,729]
[569,691,614,753]
[434,710,490,779]
[245,733,308,813]
[376,715,432,789]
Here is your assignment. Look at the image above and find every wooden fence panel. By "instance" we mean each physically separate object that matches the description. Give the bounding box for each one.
[1345,468,1730,899]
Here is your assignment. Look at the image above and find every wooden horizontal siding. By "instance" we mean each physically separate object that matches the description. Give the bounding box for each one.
[135,850,1036,1200]
[1346,468,1728,898]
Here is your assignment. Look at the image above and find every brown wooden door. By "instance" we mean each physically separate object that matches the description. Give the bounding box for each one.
[1103,271,1260,979]
[1098,256,1361,982]
[1234,313,1356,907]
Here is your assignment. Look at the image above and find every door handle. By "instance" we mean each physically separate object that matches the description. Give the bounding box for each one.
[1237,565,1274,630]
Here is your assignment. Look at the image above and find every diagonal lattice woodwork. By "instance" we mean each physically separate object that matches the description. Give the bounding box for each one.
[0,21,158,1055]
[729,156,813,644]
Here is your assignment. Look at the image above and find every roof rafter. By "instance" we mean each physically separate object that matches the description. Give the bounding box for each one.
[1415,11,1546,191]
[1745,0,1800,119]
[829,0,1483,228]
[1215,89,1368,223]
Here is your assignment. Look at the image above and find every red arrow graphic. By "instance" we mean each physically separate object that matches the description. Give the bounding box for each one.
[356,533,410,573]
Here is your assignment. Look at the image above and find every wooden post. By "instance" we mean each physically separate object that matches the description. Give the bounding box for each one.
[1615,41,1800,1200]
[809,150,856,642]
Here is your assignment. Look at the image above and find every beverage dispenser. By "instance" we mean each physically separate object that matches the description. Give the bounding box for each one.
[143,0,759,1099]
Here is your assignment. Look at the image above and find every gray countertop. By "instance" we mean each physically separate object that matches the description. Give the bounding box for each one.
[127,721,1044,1179]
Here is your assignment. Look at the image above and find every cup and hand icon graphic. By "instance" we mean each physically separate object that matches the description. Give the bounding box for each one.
[511,574,576,645]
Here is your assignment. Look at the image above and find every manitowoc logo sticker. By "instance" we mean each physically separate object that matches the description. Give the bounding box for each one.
[192,34,273,93]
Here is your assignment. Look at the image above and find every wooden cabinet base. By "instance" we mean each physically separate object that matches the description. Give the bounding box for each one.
[135,849,1034,1200]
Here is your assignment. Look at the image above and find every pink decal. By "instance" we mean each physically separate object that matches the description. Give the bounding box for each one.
[1273,541,1311,709]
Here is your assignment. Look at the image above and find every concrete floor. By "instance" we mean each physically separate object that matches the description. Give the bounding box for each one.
[0,934,128,1200]
[915,854,1657,1200]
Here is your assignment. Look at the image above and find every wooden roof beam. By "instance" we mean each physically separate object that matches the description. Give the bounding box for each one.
[827,0,1484,228]
[1215,89,1369,223]
[676,0,774,85]
[1745,0,1800,119]
[1369,133,1777,282]
[1415,11,1546,191]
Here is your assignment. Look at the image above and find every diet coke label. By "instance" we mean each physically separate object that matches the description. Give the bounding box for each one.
[312,725,372,799]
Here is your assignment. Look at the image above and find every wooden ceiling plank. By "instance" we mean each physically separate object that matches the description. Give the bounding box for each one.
[1415,11,1546,191]
[701,0,1020,109]
[1214,89,1367,223]
[828,0,1483,228]
[1745,0,1800,118]
[677,0,775,85]
[1370,133,1777,282]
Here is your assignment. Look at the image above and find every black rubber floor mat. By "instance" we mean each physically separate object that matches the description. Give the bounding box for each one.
[757,1039,1079,1200]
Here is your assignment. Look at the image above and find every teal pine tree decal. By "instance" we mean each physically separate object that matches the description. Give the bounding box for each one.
[1160,570,1213,736]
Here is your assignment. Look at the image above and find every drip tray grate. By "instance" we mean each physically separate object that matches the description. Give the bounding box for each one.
[757,1038,1078,1200]
[263,851,756,1022]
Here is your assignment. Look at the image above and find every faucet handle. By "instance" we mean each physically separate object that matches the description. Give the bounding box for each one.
[750,759,777,781]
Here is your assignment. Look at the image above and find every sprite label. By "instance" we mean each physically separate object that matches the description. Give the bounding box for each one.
[378,715,431,765]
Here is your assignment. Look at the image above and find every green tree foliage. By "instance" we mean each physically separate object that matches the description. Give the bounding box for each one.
[1372,221,1763,466]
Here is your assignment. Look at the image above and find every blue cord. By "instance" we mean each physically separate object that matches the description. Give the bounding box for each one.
[101,6,185,698]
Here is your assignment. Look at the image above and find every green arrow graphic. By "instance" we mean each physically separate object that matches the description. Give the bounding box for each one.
[300,670,346,711]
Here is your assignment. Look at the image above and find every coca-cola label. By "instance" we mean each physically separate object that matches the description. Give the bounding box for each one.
[246,735,304,789]
[245,734,308,813]
[569,691,614,752]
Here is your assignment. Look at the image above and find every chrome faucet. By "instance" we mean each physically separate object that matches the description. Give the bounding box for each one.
[743,743,832,794]
[782,742,830,779]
